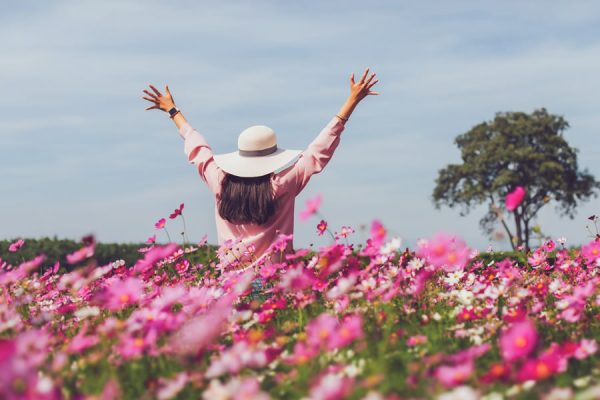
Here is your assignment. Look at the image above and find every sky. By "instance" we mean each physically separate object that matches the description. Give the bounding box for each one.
[1,1,599,251]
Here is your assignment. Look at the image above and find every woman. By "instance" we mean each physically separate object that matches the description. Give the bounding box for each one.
[142,68,379,266]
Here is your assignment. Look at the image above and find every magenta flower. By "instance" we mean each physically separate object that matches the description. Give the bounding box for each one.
[8,239,25,252]
[543,239,556,252]
[66,243,95,265]
[416,233,471,272]
[370,219,387,247]
[331,315,363,348]
[581,239,600,264]
[145,235,156,245]
[306,313,339,350]
[309,372,353,400]
[105,277,145,311]
[435,361,474,388]
[499,320,538,362]
[406,335,427,347]
[317,220,328,236]
[299,194,322,221]
[516,353,561,382]
[286,341,318,365]
[169,203,185,219]
[574,339,598,360]
[505,186,526,211]
[67,323,100,354]
[155,218,166,229]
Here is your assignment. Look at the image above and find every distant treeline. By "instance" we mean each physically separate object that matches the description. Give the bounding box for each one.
[0,237,219,272]
[0,237,557,274]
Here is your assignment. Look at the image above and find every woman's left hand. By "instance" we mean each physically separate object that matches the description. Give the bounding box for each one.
[349,68,379,103]
[142,84,176,112]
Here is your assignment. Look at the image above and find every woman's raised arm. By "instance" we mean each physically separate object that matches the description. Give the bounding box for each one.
[291,68,379,195]
[142,84,223,195]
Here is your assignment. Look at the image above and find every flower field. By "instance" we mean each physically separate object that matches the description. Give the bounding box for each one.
[2,212,600,399]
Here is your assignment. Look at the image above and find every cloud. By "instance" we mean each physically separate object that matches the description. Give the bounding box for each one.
[1,1,600,249]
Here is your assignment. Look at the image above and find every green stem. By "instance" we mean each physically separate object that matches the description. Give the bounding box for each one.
[180,214,189,246]
[162,227,172,243]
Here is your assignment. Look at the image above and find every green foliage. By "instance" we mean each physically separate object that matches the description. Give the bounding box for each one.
[432,108,599,249]
[0,237,218,272]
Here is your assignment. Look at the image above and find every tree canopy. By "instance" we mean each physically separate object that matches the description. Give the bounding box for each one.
[432,108,599,250]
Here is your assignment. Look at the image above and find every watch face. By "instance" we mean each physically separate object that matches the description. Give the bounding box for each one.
[169,107,178,116]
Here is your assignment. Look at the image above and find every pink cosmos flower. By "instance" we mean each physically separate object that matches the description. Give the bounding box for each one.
[335,226,355,240]
[416,233,471,272]
[8,239,25,252]
[516,353,561,382]
[581,239,600,264]
[307,313,339,350]
[145,235,156,245]
[67,323,100,354]
[309,372,353,400]
[435,361,474,388]
[198,234,209,247]
[174,259,190,275]
[543,240,556,252]
[330,315,363,348]
[299,194,322,221]
[105,277,145,311]
[286,341,318,365]
[169,203,185,219]
[155,218,166,229]
[506,186,526,211]
[317,220,328,236]
[499,320,538,362]
[370,219,387,247]
[170,294,236,356]
[66,243,95,264]
[527,248,546,268]
[406,335,427,347]
[574,338,598,360]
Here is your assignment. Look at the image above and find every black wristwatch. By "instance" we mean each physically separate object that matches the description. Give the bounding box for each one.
[168,107,181,118]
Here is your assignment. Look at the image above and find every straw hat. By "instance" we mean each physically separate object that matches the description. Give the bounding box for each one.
[213,125,301,177]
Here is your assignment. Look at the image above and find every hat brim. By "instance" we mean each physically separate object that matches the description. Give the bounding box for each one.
[213,148,302,177]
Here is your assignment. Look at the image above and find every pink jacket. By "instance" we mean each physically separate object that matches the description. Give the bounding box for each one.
[178,115,346,264]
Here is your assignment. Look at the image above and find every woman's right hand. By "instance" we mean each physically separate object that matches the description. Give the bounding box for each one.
[142,84,176,112]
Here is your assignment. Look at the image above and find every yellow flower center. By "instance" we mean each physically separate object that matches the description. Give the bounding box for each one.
[446,252,458,263]
[535,362,550,379]
[134,338,144,348]
[515,336,527,348]
[119,294,130,304]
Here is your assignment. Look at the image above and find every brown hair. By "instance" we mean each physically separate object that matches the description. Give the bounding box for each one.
[218,173,277,225]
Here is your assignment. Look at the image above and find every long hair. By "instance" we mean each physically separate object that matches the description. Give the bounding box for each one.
[218,173,277,225]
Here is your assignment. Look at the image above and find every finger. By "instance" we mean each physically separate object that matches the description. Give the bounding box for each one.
[350,72,355,85]
[145,105,160,110]
[143,90,158,100]
[166,85,172,96]
[142,96,157,103]
[149,84,162,97]
[368,91,380,95]
[367,79,379,89]
[364,73,376,85]
[359,67,369,84]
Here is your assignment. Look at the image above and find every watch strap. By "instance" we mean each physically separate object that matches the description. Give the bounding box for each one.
[168,107,180,118]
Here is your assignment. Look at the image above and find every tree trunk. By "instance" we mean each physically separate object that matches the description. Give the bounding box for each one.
[523,217,530,252]
[514,211,523,250]
[489,199,517,251]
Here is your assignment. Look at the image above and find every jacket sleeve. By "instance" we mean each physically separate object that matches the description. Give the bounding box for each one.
[179,122,223,196]
[292,116,346,195]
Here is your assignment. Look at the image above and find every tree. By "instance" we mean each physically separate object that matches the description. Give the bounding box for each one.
[432,108,599,250]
